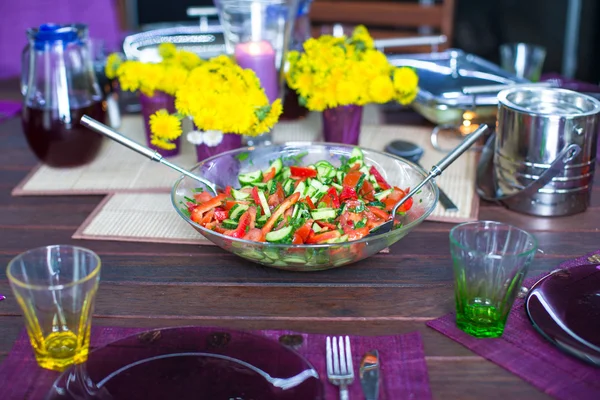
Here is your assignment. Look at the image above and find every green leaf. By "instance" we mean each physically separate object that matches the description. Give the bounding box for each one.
[235,152,250,161]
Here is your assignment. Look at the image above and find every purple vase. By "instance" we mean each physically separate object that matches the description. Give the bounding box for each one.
[195,134,242,162]
[139,91,181,157]
[322,105,363,145]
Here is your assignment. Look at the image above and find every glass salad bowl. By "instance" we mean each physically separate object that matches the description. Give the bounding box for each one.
[171,143,439,271]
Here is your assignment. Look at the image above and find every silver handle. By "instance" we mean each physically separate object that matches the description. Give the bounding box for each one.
[80,115,218,194]
[374,35,447,50]
[340,385,349,400]
[392,124,488,215]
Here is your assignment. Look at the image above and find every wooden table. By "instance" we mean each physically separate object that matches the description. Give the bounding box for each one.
[1,79,598,399]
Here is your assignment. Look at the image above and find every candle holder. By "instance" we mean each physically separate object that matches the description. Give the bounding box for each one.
[216,0,298,146]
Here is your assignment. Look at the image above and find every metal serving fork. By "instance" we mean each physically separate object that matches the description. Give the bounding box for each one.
[326,336,355,400]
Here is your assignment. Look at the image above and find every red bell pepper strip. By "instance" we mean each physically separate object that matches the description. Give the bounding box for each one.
[229,211,251,238]
[224,186,233,197]
[340,185,358,201]
[304,195,316,210]
[369,166,391,190]
[326,187,341,208]
[251,187,261,207]
[290,166,317,178]
[190,193,227,222]
[262,167,276,182]
[261,192,301,235]
[368,206,390,220]
[305,230,342,244]
[316,220,337,231]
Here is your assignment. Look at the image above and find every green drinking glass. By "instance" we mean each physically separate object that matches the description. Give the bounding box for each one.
[449,221,537,338]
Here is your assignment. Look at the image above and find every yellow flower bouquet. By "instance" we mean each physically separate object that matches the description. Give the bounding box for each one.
[285,26,419,144]
[105,44,201,155]
[150,55,283,160]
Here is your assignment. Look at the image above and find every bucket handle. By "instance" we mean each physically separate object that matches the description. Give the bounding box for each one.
[476,132,582,202]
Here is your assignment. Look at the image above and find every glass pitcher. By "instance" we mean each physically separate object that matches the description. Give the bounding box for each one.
[21,24,106,167]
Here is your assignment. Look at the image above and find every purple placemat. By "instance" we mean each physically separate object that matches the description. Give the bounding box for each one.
[0,101,21,123]
[428,249,600,400]
[0,326,431,400]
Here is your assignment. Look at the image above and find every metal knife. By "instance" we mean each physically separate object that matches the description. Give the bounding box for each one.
[415,161,459,212]
[360,350,380,400]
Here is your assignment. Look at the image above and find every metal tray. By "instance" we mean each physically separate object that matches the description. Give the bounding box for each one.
[123,25,226,62]
[388,49,529,124]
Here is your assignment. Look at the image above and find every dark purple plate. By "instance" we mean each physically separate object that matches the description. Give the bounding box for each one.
[45,327,324,400]
[526,263,600,367]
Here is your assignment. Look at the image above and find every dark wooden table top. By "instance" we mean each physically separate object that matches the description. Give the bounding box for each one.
[1,78,598,399]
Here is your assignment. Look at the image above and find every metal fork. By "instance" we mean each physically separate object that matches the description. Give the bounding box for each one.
[326,336,355,400]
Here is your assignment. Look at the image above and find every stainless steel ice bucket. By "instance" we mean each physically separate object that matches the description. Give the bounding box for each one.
[494,87,600,216]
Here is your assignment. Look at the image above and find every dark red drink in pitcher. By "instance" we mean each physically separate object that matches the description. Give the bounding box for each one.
[21,24,106,167]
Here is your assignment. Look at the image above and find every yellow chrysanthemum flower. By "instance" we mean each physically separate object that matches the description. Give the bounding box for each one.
[285,25,418,110]
[149,110,182,149]
[158,43,177,60]
[105,53,122,79]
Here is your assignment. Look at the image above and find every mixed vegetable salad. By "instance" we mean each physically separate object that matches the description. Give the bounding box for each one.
[181,147,413,244]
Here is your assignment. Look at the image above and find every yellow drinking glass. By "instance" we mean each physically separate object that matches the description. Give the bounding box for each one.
[7,245,101,371]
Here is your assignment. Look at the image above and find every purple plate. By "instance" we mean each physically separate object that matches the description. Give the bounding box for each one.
[526,263,600,367]
[45,327,324,400]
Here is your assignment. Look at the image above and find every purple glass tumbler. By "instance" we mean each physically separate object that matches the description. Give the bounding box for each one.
[322,105,363,145]
[139,91,180,157]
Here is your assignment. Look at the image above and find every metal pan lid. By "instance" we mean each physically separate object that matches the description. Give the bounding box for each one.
[498,87,600,118]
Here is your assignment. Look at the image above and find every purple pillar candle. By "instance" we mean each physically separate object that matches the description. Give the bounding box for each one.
[234,41,279,102]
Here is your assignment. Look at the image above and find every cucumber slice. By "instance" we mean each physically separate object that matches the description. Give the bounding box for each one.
[238,170,262,185]
[283,178,294,197]
[221,219,239,229]
[310,179,326,191]
[281,166,291,180]
[229,203,249,221]
[257,190,271,217]
[305,186,317,198]
[266,158,284,176]
[312,222,322,232]
[374,188,393,201]
[255,214,268,228]
[294,180,306,196]
[253,182,268,190]
[311,208,337,220]
[231,189,251,200]
[265,225,293,242]
[281,254,307,264]
[331,182,343,191]
[348,147,365,166]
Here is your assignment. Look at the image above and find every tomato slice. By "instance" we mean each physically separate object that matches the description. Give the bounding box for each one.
[191,193,227,217]
[346,227,370,241]
[343,170,362,188]
[243,227,265,242]
[213,207,228,222]
[305,230,342,244]
[295,220,313,242]
[194,191,213,203]
[326,187,341,208]
[360,180,375,201]
[290,166,317,178]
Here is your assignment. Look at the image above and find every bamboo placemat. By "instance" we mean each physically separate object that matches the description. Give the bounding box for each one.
[12,105,382,196]
[73,125,479,245]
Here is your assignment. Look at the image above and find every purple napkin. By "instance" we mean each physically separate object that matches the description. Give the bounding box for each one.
[0,100,21,123]
[428,249,600,400]
[0,326,431,400]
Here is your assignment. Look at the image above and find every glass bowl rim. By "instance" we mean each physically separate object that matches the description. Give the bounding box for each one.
[171,141,439,249]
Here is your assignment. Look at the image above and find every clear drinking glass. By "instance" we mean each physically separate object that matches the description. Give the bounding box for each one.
[7,245,101,371]
[499,43,546,82]
[449,221,537,338]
